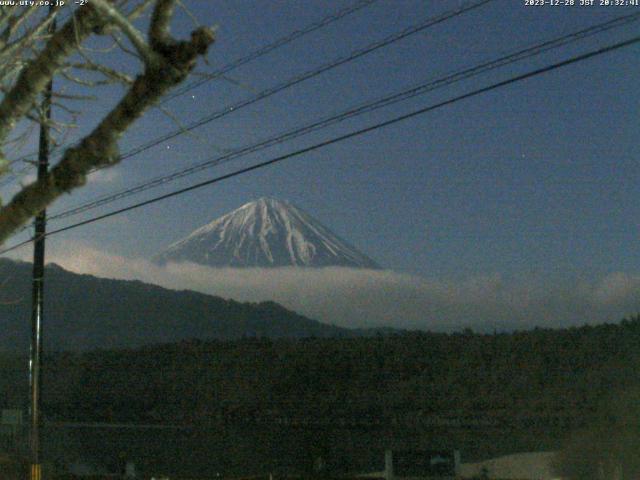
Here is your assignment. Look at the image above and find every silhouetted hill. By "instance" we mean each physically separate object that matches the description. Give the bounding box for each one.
[0,258,351,351]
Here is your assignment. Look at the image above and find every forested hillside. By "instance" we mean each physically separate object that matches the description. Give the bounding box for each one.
[0,259,350,351]
[1,317,639,470]
[5,317,635,430]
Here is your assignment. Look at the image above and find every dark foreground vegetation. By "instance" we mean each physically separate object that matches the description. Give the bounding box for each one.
[1,316,640,478]
[40,316,640,427]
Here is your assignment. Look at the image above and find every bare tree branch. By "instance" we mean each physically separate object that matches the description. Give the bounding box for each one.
[150,0,177,48]
[126,0,157,21]
[0,8,103,156]
[91,0,161,67]
[0,1,215,243]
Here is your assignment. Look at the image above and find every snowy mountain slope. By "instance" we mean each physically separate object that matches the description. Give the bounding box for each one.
[153,198,380,269]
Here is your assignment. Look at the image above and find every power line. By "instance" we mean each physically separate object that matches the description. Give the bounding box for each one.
[45,11,640,223]
[160,0,379,104]
[1,0,378,178]
[97,0,496,166]
[1,32,638,256]
[3,0,492,190]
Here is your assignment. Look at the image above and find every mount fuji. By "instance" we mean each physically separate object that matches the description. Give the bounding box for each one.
[153,197,380,269]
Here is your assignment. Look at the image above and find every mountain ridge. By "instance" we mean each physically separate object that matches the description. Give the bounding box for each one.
[0,258,400,351]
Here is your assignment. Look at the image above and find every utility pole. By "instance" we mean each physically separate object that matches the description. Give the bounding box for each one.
[29,6,56,480]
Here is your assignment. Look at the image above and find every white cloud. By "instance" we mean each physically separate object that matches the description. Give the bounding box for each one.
[592,272,640,306]
[87,168,120,185]
[20,242,640,332]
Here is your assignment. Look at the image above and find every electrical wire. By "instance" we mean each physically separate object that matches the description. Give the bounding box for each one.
[95,0,496,167]
[4,0,494,190]
[1,0,378,176]
[45,11,640,223]
[159,0,380,104]
[1,32,638,256]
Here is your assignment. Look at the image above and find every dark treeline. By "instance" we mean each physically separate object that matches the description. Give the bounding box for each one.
[2,317,640,474]
[4,315,635,430]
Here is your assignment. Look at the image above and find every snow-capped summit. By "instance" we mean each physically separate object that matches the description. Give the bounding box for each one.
[153,197,380,269]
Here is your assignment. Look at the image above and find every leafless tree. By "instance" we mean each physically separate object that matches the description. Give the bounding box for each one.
[0,0,214,244]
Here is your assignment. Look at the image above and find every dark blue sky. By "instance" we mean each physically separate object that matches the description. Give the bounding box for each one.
[3,0,640,282]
